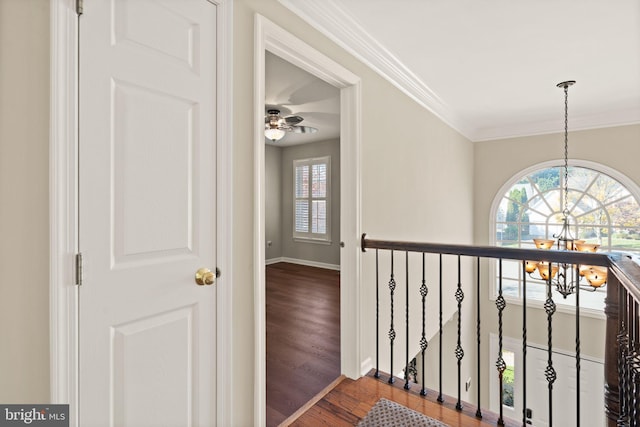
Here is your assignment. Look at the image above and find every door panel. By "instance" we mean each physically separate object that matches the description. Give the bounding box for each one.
[112,81,196,264]
[526,347,604,426]
[112,306,195,427]
[79,1,217,426]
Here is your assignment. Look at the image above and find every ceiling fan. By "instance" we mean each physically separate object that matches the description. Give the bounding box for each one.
[264,109,317,142]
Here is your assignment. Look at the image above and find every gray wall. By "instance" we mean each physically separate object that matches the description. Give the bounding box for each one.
[0,0,50,402]
[281,139,341,266]
[265,145,283,260]
[265,139,341,267]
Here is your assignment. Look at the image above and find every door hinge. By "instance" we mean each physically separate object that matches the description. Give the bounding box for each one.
[75,253,83,286]
[76,0,83,16]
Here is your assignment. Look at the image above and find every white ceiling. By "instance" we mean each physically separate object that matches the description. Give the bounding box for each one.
[278,0,640,141]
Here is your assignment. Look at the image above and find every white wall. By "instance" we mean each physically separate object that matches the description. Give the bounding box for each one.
[0,0,50,402]
[474,123,640,406]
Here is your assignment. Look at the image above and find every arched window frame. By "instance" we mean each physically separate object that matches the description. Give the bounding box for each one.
[489,159,640,316]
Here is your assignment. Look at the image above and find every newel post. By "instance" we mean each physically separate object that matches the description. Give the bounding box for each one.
[604,272,620,426]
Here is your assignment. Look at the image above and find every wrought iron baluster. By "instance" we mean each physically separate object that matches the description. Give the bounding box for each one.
[455,255,464,411]
[375,249,380,379]
[476,257,482,418]
[631,299,640,427]
[496,259,506,426]
[388,250,396,384]
[405,251,410,390]
[618,287,629,426]
[544,268,557,426]
[522,260,528,427]
[575,264,581,427]
[420,252,428,396]
[438,254,444,403]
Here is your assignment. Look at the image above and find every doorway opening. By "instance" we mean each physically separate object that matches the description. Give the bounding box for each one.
[264,51,342,425]
[254,14,362,427]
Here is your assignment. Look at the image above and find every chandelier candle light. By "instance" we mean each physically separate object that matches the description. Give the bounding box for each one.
[525,81,607,297]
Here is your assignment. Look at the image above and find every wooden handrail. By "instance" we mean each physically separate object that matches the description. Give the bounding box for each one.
[361,233,611,267]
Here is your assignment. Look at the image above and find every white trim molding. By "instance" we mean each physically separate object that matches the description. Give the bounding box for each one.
[212,1,234,426]
[254,14,362,427]
[50,1,79,425]
[277,0,473,140]
[266,257,340,271]
[278,0,640,142]
[50,1,234,426]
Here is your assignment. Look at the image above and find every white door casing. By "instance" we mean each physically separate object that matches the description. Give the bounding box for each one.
[253,14,362,427]
[79,0,217,425]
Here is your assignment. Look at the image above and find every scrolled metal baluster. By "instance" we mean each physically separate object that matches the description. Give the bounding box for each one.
[618,287,629,426]
[455,255,464,411]
[631,300,640,427]
[496,259,506,426]
[388,250,396,384]
[544,270,557,426]
[420,252,428,396]
[405,251,410,390]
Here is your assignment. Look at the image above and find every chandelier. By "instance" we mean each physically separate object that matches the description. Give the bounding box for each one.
[524,81,607,298]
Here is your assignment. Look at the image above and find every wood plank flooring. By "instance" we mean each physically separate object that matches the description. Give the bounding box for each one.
[266,262,341,427]
[288,372,520,427]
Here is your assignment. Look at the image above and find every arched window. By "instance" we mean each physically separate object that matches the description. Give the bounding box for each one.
[492,162,640,311]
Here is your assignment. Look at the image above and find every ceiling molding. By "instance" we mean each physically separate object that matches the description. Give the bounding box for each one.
[278,0,475,140]
[280,0,640,142]
[473,107,640,142]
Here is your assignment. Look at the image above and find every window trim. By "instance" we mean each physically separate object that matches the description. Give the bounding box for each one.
[489,159,640,316]
[293,156,331,243]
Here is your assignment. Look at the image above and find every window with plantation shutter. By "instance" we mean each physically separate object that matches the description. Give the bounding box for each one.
[293,156,331,243]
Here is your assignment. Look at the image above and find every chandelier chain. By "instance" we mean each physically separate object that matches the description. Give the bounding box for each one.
[563,84,570,218]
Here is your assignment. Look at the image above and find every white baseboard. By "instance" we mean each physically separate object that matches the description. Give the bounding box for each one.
[360,357,372,376]
[266,256,340,271]
[265,257,284,266]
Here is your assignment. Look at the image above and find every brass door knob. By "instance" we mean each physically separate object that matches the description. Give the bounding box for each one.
[195,268,215,286]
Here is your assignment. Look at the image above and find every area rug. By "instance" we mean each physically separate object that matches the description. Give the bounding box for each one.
[357,398,450,427]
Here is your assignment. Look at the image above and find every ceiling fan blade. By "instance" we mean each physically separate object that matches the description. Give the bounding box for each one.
[283,115,304,125]
[289,125,318,134]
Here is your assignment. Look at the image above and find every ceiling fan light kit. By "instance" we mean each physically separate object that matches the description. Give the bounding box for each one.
[264,127,286,142]
[264,108,317,142]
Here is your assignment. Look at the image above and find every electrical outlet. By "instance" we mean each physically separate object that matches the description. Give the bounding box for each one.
[465,377,472,392]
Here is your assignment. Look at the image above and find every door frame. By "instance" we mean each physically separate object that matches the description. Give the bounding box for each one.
[49,1,234,426]
[253,14,362,427]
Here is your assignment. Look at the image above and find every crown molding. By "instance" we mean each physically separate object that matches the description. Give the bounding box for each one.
[279,0,640,142]
[278,0,475,140]
[473,107,640,142]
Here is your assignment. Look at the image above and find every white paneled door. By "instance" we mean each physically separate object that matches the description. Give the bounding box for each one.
[79,1,217,426]
[525,347,604,427]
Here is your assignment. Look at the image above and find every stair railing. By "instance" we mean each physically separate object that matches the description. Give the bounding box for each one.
[361,233,640,427]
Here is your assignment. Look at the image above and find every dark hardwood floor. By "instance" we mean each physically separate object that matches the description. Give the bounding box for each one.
[266,262,341,427]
